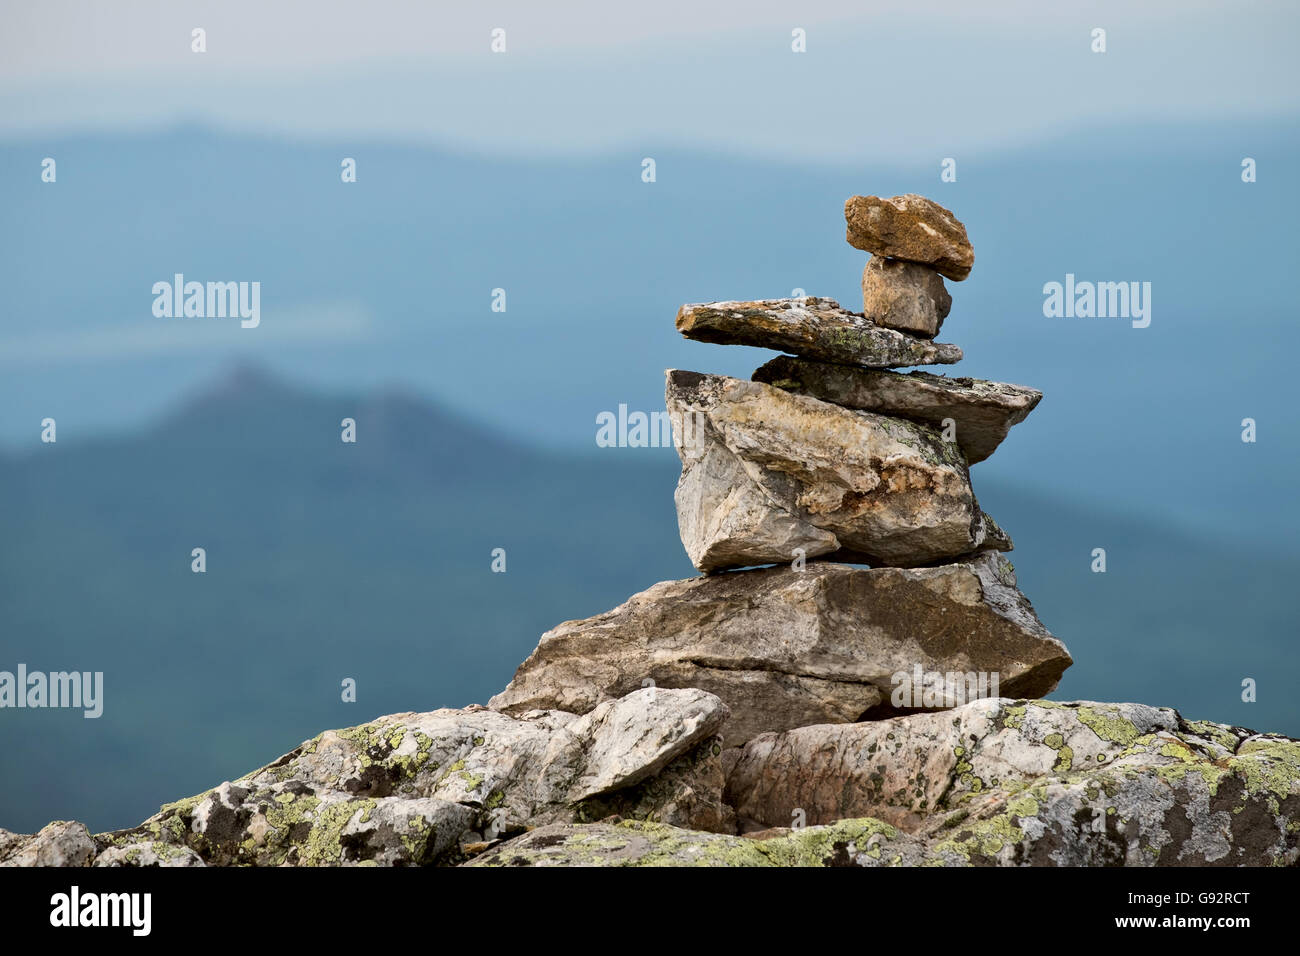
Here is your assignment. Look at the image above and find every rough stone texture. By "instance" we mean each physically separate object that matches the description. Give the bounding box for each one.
[93,842,207,867]
[0,821,97,867]
[575,735,736,834]
[10,696,1296,866]
[753,357,1042,465]
[490,553,1072,746]
[675,297,962,368]
[861,256,952,337]
[726,698,1300,866]
[564,689,729,800]
[0,688,731,867]
[667,371,1006,570]
[466,817,917,867]
[470,701,1300,867]
[844,194,974,281]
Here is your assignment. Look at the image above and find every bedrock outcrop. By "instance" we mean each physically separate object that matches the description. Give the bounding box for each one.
[0,688,733,867]
[6,696,1295,867]
[472,700,1300,867]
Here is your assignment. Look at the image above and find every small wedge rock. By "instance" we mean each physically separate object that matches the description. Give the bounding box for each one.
[862,256,952,337]
[676,297,961,368]
[845,194,974,280]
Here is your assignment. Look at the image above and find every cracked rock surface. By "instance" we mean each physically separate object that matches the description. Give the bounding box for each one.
[676,297,962,368]
[667,371,1008,570]
[490,555,1071,746]
[6,696,1295,867]
[752,356,1041,465]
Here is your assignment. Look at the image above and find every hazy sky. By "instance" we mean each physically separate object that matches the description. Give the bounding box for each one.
[2,0,1296,162]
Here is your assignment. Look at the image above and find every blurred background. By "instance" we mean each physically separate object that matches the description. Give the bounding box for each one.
[1,0,1297,833]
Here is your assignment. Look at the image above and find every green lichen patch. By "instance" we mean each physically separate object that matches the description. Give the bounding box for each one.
[1076,706,1141,747]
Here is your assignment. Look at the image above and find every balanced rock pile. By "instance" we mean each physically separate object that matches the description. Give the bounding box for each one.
[6,196,1299,868]
[490,193,1071,740]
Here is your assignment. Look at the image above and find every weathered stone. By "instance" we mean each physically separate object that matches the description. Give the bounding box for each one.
[844,194,974,280]
[675,297,961,368]
[861,256,952,337]
[3,689,731,867]
[667,371,1005,570]
[489,552,1071,746]
[562,688,729,800]
[471,701,1300,867]
[575,735,735,833]
[466,817,922,867]
[752,357,1042,464]
[727,698,1300,866]
[0,821,96,867]
[93,841,207,867]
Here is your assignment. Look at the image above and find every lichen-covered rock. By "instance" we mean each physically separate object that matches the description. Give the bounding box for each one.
[3,688,731,867]
[575,735,735,833]
[465,817,923,867]
[726,698,1300,866]
[675,297,962,368]
[564,689,729,800]
[844,194,974,281]
[10,696,1294,866]
[93,841,207,867]
[471,700,1300,867]
[861,256,952,337]
[667,371,1006,570]
[489,554,1071,746]
[752,357,1042,465]
[0,821,96,867]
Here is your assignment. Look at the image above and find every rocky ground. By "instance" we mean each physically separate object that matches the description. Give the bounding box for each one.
[4,694,1295,867]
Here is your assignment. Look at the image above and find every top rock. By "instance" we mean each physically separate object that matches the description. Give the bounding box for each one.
[844,194,974,281]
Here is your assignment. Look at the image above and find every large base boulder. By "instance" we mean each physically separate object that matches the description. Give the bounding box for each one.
[490,553,1071,745]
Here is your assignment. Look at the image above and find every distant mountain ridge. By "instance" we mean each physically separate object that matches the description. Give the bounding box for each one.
[1,121,1295,551]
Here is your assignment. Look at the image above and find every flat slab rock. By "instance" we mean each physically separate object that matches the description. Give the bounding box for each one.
[752,356,1041,465]
[489,552,1071,746]
[668,370,1008,570]
[471,701,1300,867]
[0,688,734,867]
[675,297,962,368]
[844,194,974,281]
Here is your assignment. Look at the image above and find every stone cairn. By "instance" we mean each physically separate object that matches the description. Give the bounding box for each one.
[12,196,1297,868]
[492,193,1073,745]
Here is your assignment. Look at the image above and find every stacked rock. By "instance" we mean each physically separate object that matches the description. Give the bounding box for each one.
[492,193,1072,747]
[16,196,1300,868]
